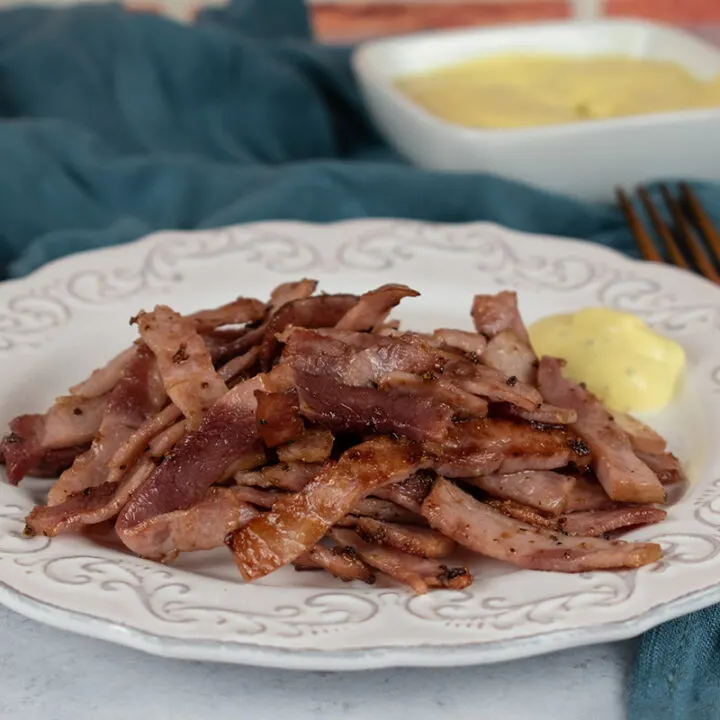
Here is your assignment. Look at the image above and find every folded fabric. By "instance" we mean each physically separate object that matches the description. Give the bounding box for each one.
[0,1,717,717]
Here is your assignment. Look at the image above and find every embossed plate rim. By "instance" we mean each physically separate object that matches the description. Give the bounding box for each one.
[1,219,719,670]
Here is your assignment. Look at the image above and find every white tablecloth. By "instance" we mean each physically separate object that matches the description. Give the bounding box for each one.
[0,605,634,719]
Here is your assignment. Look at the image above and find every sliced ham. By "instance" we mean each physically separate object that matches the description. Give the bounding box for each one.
[538,357,666,504]
[432,328,487,356]
[227,436,426,581]
[349,496,426,525]
[559,505,667,537]
[235,462,322,492]
[186,297,265,333]
[466,470,577,516]
[429,418,587,478]
[1,393,109,484]
[259,294,359,369]
[379,372,488,419]
[115,487,261,561]
[276,429,334,464]
[636,450,685,485]
[269,279,318,309]
[294,370,453,444]
[46,348,166,506]
[471,291,531,344]
[335,284,419,332]
[115,373,271,547]
[447,363,543,412]
[25,456,156,537]
[613,412,667,454]
[355,517,455,559]
[373,472,435,513]
[134,305,227,427]
[329,528,471,594]
[69,346,138,399]
[255,388,304,448]
[481,330,537,385]
[294,543,376,584]
[422,478,662,572]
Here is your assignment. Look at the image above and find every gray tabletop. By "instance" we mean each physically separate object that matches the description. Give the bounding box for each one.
[0,605,633,719]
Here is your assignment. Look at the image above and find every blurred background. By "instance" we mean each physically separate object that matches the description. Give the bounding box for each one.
[0,0,716,42]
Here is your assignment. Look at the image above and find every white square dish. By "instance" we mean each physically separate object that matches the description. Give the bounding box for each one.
[352,19,720,201]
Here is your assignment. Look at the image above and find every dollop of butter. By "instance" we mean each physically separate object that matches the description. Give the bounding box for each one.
[528,307,685,413]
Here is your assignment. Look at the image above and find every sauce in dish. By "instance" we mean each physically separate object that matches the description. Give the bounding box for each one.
[395,54,720,129]
[529,307,685,413]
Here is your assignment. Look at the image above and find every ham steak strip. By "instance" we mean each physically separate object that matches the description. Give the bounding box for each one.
[422,478,662,572]
[538,357,666,504]
[1,393,110,484]
[355,516,455,559]
[134,305,227,428]
[294,543,376,584]
[330,528,471,594]
[472,291,531,344]
[227,436,426,581]
[46,347,166,506]
[10,281,678,593]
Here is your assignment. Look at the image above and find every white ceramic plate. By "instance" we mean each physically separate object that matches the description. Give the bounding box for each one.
[1,220,719,670]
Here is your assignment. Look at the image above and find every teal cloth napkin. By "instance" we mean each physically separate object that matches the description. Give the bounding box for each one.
[0,1,718,716]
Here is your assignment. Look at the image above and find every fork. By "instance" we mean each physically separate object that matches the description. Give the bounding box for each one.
[616,183,720,284]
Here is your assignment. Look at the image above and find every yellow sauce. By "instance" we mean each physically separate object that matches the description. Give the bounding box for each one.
[528,308,685,413]
[395,54,720,129]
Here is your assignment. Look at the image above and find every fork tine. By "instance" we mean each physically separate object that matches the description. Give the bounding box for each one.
[679,183,720,267]
[616,188,663,263]
[637,187,690,270]
[659,184,720,283]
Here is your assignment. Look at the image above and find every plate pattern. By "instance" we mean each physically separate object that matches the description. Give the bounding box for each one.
[0,220,719,669]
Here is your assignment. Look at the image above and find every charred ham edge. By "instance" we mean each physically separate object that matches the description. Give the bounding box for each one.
[487,498,667,537]
[25,456,157,537]
[293,369,454,444]
[481,330,538,385]
[355,516,456,559]
[348,496,427,525]
[1,393,110,484]
[276,429,334,464]
[254,388,304,448]
[635,450,686,485]
[227,436,427,581]
[422,478,662,572]
[294,543,376,584]
[372,471,435,513]
[115,487,261,562]
[134,305,227,428]
[612,412,667,455]
[432,328,487,356]
[471,291,531,345]
[46,347,166,507]
[427,418,588,478]
[234,462,322,492]
[538,357,666,504]
[330,527,471,594]
[334,284,419,332]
